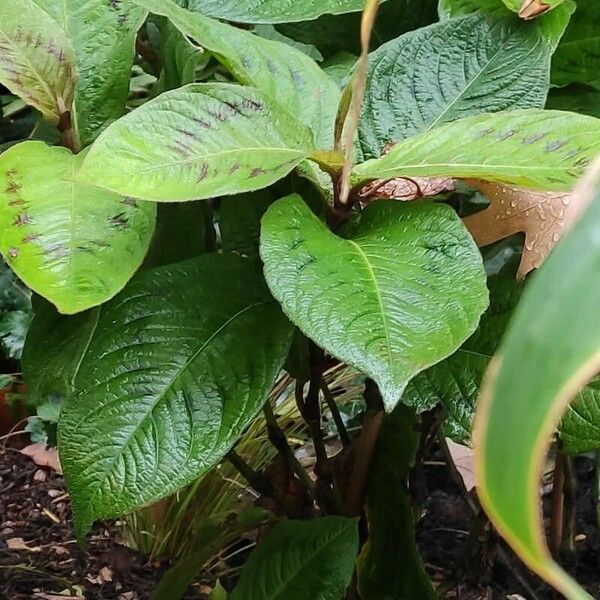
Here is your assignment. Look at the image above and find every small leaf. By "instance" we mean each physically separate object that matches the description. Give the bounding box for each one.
[188,0,381,24]
[560,380,600,454]
[357,405,436,600]
[33,0,146,146]
[552,2,600,91]
[230,517,359,600]
[59,255,293,538]
[464,181,579,279]
[79,83,313,201]
[0,0,77,124]
[133,0,340,147]
[260,195,488,411]
[353,109,600,190]
[473,172,600,599]
[358,12,568,158]
[0,141,156,314]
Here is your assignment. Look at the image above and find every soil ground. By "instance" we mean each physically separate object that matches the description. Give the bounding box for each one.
[0,445,597,599]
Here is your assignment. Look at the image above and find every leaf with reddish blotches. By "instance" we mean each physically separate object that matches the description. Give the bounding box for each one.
[464,181,575,279]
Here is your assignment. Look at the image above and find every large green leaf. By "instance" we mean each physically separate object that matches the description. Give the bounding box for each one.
[353,109,600,190]
[133,0,340,147]
[0,0,77,125]
[358,12,567,158]
[79,83,313,201]
[552,2,600,90]
[32,0,146,147]
[357,405,436,599]
[260,195,488,411]
[0,141,155,314]
[191,0,376,24]
[230,517,359,600]
[502,0,566,15]
[474,182,600,599]
[59,254,293,538]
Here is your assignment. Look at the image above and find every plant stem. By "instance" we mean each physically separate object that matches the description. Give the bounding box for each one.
[225,449,274,499]
[319,375,351,448]
[550,445,566,559]
[343,378,384,516]
[560,453,577,561]
[262,401,315,497]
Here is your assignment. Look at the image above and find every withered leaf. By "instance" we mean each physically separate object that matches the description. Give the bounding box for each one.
[358,176,455,203]
[519,0,551,19]
[464,180,574,279]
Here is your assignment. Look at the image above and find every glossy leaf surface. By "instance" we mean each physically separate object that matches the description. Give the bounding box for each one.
[260,195,488,411]
[59,255,293,538]
[358,12,565,158]
[230,517,359,600]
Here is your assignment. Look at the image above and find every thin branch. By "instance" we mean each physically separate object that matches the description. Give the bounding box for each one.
[319,375,351,448]
[262,401,315,496]
[225,449,274,499]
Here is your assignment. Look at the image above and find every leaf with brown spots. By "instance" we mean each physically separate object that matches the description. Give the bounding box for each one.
[0,141,156,314]
[0,0,77,125]
[79,83,313,201]
[354,109,600,191]
[464,181,576,278]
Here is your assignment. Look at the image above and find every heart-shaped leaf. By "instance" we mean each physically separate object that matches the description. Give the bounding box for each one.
[353,109,600,190]
[59,254,293,538]
[260,195,488,411]
[79,83,313,201]
[134,0,340,147]
[0,0,77,124]
[0,141,156,314]
[33,0,146,146]
[230,517,359,600]
[358,12,568,158]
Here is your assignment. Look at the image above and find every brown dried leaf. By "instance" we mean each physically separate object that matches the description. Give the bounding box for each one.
[6,537,41,552]
[20,443,62,474]
[446,439,476,492]
[518,0,550,19]
[359,176,455,202]
[464,180,575,279]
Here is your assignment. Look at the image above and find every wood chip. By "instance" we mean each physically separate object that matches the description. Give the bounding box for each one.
[20,443,62,474]
[6,537,41,552]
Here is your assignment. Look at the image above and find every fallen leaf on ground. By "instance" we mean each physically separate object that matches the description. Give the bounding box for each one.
[464,181,574,279]
[446,439,476,492]
[6,537,41,552]
[20,443,62,474]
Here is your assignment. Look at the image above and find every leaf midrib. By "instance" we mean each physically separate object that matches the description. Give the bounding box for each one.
[82,299,270,512]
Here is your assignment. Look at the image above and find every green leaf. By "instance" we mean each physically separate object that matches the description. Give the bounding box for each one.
[353,109,600,190]
[133,0,340,147]
[501,0,566,15]
[0,310,31,359]
[552,2,600,90]
[357,405,436,600]
[546,86,600,119]
[0,0,77,125]
[0,141,156,314]
[79,83,313,201]
[59,254,293,538]
[144,202,213,268]
[32,0,146,147]
[148,17,205,95]
[560,380,600,454]
[219,191,274,259]
[210,581,227,600]
[260,195,488,411]
[230,517,359,600]
[188,0,376,24]
[402,258,522,441]
[473,182,600,599]
[21,297,100,403]
[358,12,567,158]
[438,0,511,18]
